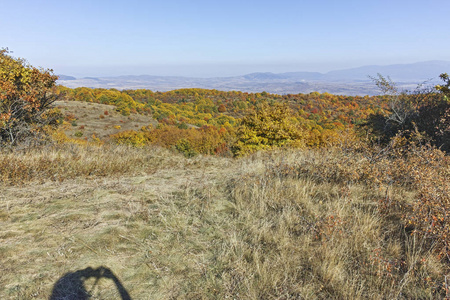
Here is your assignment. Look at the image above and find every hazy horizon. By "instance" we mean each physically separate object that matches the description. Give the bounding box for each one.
[2,0,450,78]
[54,60,450,79]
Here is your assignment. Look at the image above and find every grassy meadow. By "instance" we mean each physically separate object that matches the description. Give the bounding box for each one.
[1,141,448,299]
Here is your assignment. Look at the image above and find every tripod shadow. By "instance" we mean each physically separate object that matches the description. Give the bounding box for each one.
[49,266,131,300]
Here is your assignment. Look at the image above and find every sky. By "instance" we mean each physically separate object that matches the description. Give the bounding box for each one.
[1,0,450,77]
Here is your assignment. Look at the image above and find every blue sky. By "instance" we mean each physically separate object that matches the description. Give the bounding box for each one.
[1,0,449,77]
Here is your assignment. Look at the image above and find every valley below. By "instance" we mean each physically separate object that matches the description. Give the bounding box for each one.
[57,60,449,96]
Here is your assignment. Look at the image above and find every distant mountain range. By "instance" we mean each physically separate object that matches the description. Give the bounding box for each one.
[57,61,450,96]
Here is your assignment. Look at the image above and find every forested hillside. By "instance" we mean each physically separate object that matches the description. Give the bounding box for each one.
[55,85,392,156]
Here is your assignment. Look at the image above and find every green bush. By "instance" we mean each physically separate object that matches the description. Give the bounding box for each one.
[362,74,450,152]
[175,138,198,157]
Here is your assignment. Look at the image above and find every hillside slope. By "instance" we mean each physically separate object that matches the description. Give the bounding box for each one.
[54,100,158,142]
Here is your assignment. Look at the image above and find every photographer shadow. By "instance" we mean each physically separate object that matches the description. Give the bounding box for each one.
[49,266,131,300]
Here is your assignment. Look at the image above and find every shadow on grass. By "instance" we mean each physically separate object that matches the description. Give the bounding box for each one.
[49,266,131,300]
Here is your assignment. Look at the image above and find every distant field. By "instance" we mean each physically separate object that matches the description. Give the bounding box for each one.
[54,100,158,142]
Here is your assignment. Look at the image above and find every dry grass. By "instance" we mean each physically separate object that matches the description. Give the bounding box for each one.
[0,144,183,184]
[0,144,447,299]
[54,100,158,142]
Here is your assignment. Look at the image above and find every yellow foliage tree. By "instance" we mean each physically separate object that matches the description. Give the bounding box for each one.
[0,49,60,145]
[232,103,304,156]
